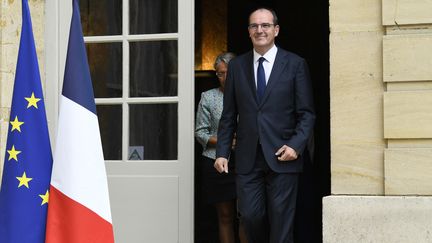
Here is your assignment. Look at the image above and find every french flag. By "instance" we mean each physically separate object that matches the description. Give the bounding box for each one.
[45,0,114,242]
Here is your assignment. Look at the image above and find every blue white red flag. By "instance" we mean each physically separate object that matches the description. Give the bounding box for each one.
[45,0,114,242]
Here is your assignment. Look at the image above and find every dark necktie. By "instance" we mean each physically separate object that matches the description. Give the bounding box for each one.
[257,57,266,102]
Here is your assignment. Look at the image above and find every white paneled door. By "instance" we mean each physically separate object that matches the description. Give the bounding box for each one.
[45,0,194,242]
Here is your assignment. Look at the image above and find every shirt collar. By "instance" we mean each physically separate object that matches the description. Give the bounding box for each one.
[253,45,278,64]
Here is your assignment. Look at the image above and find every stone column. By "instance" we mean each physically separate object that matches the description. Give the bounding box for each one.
[325,0,432,242]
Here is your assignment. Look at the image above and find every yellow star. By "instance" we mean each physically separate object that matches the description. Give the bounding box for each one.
[39,190,49,205]
[10,116,24,132]
[7,145,21,161]
[24,92,41,109]
[16,172,33,188]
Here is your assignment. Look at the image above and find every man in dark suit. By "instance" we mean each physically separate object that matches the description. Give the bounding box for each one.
[215,7,315,243]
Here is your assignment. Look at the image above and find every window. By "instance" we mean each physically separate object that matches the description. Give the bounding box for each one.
[80,0,179,160]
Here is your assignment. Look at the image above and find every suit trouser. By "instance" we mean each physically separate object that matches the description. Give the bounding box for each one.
[236,145,299,243]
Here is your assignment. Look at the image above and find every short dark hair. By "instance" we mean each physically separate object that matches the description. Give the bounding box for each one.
[249,7,279,25]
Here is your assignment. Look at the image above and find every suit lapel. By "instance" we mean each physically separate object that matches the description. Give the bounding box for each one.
[241,51,258,103]
[259,49,287,107]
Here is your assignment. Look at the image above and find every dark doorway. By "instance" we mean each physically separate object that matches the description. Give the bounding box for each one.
[195,1,330,242]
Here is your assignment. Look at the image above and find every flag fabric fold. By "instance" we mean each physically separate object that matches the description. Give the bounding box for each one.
[0,0,53,242]
[45,0,114,242]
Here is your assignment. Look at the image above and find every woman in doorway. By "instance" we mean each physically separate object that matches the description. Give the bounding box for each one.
[195,52,247,243]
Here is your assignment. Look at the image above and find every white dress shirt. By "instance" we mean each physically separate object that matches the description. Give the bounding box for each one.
[253,44,278,88]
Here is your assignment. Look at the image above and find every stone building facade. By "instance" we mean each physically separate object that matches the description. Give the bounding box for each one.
[325,0,432,242]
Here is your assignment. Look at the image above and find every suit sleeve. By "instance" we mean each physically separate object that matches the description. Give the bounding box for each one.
[287,58,316,154]
[216,61,237,159]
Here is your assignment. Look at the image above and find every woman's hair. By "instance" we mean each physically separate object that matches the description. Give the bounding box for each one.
[214,52,236,69]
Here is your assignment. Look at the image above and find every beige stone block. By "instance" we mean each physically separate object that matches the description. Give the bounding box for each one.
[0,120,8,184]
[388,139,432,148]
[383,0,432,26]
[330,0,382,32]
[0,108,10,139]
[384,91,432,138]
[0,1,20,48]
[323,196,432,243]
[387,81,432,91]
[0,72,14,108]
[0,0,45,88]
[331,31,383,87]
[383,35,432,82]
[385,148,432,195]
[1,43,19,73]
[331,142,384,195]
[0,108,10,120]
[331,31,385,194]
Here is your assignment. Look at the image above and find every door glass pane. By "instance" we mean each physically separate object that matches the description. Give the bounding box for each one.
[129,104,178,160]
[86,43,122,98]
[130,41,178,97]
[80,0,122,36]
[129,0,178,34]
[97,105,122,160]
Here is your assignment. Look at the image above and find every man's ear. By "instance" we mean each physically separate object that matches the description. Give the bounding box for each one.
[275,25,280,36]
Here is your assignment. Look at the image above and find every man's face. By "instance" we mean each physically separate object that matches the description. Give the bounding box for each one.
[248,9,279,51]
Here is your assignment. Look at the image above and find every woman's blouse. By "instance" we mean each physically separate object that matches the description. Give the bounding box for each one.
[195,88,223,159]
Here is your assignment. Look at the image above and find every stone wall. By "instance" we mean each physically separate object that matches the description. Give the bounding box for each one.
[323,196,432,242]
[326,0,432,242]
[382,0,432,195]
[330,0,385,195]
[0,0,45,182]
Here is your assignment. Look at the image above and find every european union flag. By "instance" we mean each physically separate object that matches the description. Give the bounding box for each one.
[0,0,53,242]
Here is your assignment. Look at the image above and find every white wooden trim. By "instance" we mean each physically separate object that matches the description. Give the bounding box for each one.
[178,0,195,241]
[84,33,178,43]
[44,0,59,149]
[122,0,130,162]
[95,97,179,104]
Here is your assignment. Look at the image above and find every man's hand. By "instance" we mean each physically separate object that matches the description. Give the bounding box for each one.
[275,145,298,161]
[214,157,229,173]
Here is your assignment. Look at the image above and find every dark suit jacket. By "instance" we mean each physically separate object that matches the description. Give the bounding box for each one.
[216,47,315,174]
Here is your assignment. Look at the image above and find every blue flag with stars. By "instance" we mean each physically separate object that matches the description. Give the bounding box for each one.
[0,0,53,242]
